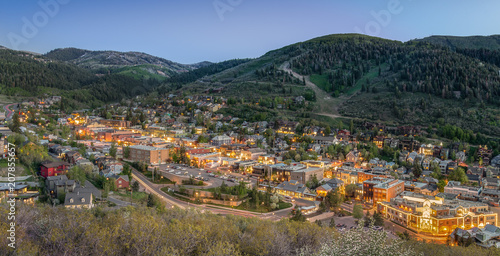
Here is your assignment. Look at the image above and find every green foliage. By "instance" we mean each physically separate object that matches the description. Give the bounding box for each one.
[131,181,140,192]
[449,167,469,184]
[329,217,335,228]
[109,142,117,158]
[353,204,364,219]
[290,207,307,222]
[68,166,88,185]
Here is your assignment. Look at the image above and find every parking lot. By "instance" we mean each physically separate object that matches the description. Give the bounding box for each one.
[157,163,257,188]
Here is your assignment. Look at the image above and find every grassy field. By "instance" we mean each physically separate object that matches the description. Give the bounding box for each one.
[309,74,330,92]
[346,64,385,96]
[0,159,31,177]
[113,191,148,204]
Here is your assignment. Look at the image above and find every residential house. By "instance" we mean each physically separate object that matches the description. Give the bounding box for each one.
[64,191,94,209]
[110,175,130,189]
[40,161,70,178]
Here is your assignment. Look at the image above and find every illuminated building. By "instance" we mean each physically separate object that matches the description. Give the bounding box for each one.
[363,178,404,205]
[377,192,498,236]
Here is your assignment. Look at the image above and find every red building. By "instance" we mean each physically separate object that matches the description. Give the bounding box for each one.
[113,175,130,189]
[40,161,70,178]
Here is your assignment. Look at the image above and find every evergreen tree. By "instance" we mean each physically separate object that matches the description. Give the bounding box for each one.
[11,112,20,133]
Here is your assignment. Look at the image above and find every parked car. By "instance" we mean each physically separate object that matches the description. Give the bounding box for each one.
[209,173,215,177]
[206,170,212,173]
[203,178,209,181]
[175,171,181,175]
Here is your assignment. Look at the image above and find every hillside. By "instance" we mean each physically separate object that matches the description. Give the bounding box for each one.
[44,47,209,80]
[172,34,500,138]
[414,35,500,50]
[1,204,497,256]
[0,48,161,110]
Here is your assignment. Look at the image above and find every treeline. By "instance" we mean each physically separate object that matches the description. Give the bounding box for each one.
[158,59,250,91]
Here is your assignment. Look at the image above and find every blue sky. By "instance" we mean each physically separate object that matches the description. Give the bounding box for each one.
[0,0,499,63]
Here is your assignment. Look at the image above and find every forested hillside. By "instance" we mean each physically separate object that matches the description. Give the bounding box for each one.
[173,34,500,138]
[0,48,160,109]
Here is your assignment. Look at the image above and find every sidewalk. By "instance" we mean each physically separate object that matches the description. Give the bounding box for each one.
[307,212,335,222]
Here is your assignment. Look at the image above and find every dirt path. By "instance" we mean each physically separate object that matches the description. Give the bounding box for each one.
[280,62,356,120]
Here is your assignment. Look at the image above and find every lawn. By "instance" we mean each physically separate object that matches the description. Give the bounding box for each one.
[0,159,31,177]
[309,74,331,92]
[345,63,387,96]
[113,191,149,204]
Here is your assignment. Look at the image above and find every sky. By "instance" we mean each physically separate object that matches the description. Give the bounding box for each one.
[0,0,499,64]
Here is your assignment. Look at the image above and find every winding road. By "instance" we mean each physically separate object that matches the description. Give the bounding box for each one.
[131,169,275,218]
[3,103,16,120]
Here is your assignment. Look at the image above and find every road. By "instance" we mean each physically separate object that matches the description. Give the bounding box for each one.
[132,169,185,209]
[131,169,261,218]
[3,103,16,120]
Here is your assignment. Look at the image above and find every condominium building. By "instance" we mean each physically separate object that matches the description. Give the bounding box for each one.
[128,145,169,164]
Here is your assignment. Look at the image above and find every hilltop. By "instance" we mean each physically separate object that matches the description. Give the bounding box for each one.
[44,47,212,80]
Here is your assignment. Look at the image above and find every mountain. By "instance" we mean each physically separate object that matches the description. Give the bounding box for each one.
[172,34,500,139]
[0,46,244,111]
[414,35,500,51]
[0,48,163,110]
[44,47,210,80]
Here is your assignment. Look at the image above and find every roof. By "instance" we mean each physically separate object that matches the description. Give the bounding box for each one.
[129,145,165,151]
[41,161,70,168]
[64,191,92,206]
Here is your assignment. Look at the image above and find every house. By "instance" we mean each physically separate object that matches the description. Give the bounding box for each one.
[316,184,333,197]
[110,175,130,189]
[40,161,70,178]
[64,191,94,209]
[45,175,75,197]
[313,136,339,146]
[346,150,361,163]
